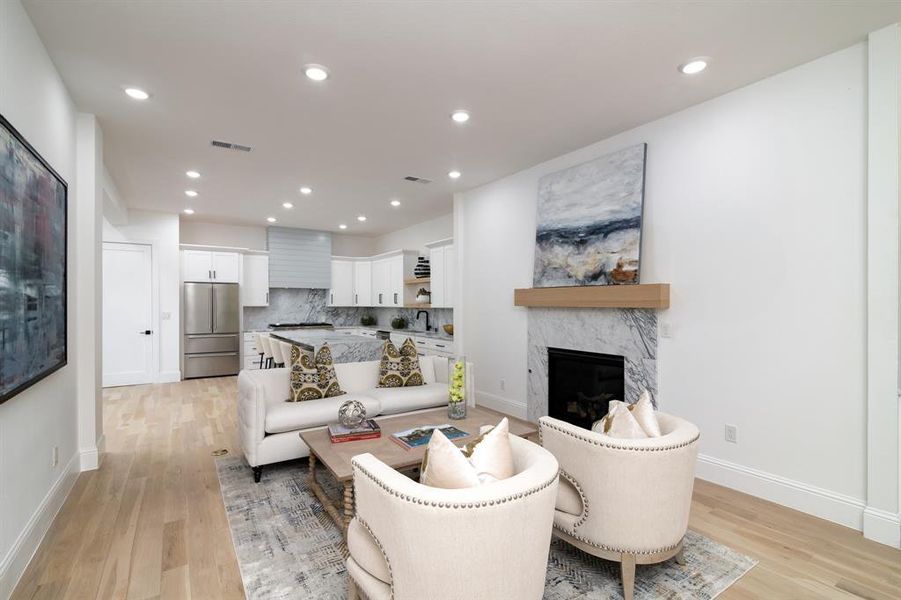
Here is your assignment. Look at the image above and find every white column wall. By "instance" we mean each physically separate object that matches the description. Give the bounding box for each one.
[864,23,901,548]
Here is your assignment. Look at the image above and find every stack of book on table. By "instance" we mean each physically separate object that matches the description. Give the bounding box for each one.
[328,419,381,443]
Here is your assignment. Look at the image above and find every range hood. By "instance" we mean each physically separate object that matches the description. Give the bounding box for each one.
[267,226,332,289]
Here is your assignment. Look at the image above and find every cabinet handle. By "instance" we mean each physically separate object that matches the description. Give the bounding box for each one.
[355,294,358,304]
[265,292,269,304]
[208,270,212,279]
[330,292,334,304]
[379,293,383,304]
[213,269,217,279]
[394,292,398,304]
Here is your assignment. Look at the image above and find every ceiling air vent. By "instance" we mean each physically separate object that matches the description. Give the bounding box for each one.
[404,175,432,184]
[211,139,253,152]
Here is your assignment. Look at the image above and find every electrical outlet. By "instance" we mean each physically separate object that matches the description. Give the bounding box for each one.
[51,446,59,468]
[500,378,506,392]
[724,425,738,444]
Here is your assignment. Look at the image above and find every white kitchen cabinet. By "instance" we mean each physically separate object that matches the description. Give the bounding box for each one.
[212,252,241,282]
[242,254,270,306]
[371,258,390,306]
[182,250,241,283]
[329,259,354,306]
[428,241,455,308]
[389,255,405,307]
[353,260,372,306]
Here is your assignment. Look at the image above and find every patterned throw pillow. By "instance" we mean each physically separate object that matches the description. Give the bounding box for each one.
[377,338,424,387]
[288,343,345,402]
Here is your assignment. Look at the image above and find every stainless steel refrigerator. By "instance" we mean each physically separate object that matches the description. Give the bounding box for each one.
[183,282,240,378]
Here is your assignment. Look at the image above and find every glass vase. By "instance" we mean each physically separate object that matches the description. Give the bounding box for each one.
[448,356,466,420]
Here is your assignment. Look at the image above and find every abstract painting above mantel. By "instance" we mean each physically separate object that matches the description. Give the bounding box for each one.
[533,143,647,288]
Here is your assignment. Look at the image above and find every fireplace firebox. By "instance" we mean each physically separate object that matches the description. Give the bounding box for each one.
[547,347,624,430]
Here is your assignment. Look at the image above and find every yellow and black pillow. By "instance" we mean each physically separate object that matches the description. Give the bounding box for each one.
[288,343,345,402]
[378,338,424,388]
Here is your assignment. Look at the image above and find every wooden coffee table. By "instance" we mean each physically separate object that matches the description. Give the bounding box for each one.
[299,405,538,538]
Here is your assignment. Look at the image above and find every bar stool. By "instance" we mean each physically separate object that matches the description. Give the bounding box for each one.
[252,332,266,368]
[259,334,275,369]
[278,340,296,367]
[270,339,285,368]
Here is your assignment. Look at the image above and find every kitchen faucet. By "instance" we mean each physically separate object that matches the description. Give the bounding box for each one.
[416,309,431,332]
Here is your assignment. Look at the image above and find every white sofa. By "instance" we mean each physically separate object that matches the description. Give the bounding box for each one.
[237,355,474,481]
[346,434,560,600]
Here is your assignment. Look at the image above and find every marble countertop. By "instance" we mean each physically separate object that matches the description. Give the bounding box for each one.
[340,326,453,342]
[270,329,383,352]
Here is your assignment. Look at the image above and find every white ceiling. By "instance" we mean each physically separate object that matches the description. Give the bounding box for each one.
[23,1,901,236]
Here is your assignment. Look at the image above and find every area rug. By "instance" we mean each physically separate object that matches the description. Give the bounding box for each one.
[216,457,756,600]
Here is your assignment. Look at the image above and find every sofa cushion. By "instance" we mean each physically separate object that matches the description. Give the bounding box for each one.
[556,476,584,516]
[333,360,381,394]
[377,338,424,387]
[347,518,391,585]
[366,383,447,415]
[592,400,648,439]
[289,344,345,402]
[265,394,381,434]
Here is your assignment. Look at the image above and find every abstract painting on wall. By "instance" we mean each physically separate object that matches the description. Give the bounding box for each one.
[533,143,647,287]
[0,114,68,404]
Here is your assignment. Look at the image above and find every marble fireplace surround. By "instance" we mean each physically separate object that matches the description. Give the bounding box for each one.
[526,307,657,423]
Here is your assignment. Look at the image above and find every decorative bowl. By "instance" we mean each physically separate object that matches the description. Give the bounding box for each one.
[443,324,454,336]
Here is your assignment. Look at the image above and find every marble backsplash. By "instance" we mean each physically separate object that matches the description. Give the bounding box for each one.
[527,307,657,422]
[244,288,453,333]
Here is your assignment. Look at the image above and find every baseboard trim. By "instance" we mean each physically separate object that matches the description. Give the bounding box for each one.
[79,433,105,471]
[863,506,901,548]
[0,452,80,599]
[157,370,181,383]
[696,454,866,532]
[476,390,528,420]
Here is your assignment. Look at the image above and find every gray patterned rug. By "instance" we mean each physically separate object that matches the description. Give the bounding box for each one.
[216,457,756,599]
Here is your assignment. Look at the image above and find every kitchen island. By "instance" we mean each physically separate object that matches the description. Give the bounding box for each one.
[271,328,385,363]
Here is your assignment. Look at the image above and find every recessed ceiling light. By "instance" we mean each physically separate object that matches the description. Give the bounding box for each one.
[448,170,461,179]
[299,186,312,195]
[357,215,367,222]
[304,64,329,81]
[124,87,150,100]
[185,190,198,197]
[451,110,470,123]
[339,224,348,230]
[267,217,277,223]
[282,202,294,209]
[679,58,708,75]
[390,199,401,207]
[186,170,200,179]
[183,208,195,215]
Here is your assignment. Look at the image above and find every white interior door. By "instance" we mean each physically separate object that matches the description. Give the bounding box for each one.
[103,242,155,387]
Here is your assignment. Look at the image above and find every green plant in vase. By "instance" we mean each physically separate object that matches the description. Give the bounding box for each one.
[448,358,466,420]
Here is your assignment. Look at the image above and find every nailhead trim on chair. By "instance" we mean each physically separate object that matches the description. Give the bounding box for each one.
[554,524,683,556]
[539,419,700,452]
[352,461,560,509]
[354,516,395,600]
[558,469,590,529]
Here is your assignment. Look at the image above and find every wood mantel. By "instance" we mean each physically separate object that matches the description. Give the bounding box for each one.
[514,283,670,309]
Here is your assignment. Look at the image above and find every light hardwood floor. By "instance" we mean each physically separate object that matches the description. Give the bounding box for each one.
[12,377,901,599]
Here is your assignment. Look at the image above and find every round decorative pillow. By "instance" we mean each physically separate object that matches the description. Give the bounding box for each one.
[338,399,367,428]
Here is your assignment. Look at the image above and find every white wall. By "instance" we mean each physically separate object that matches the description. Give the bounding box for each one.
[459,44,870,528]
[371,213,453,255]
[180,220,267,250]
[104,211,181,381]
[332,233,375,257]
[0,0,97,594]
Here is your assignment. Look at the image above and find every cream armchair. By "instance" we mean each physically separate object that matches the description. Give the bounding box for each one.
[538,414,700,600]
[346,435,560,600]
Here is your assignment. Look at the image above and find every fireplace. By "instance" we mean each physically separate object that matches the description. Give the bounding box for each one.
[547,347,624,430]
